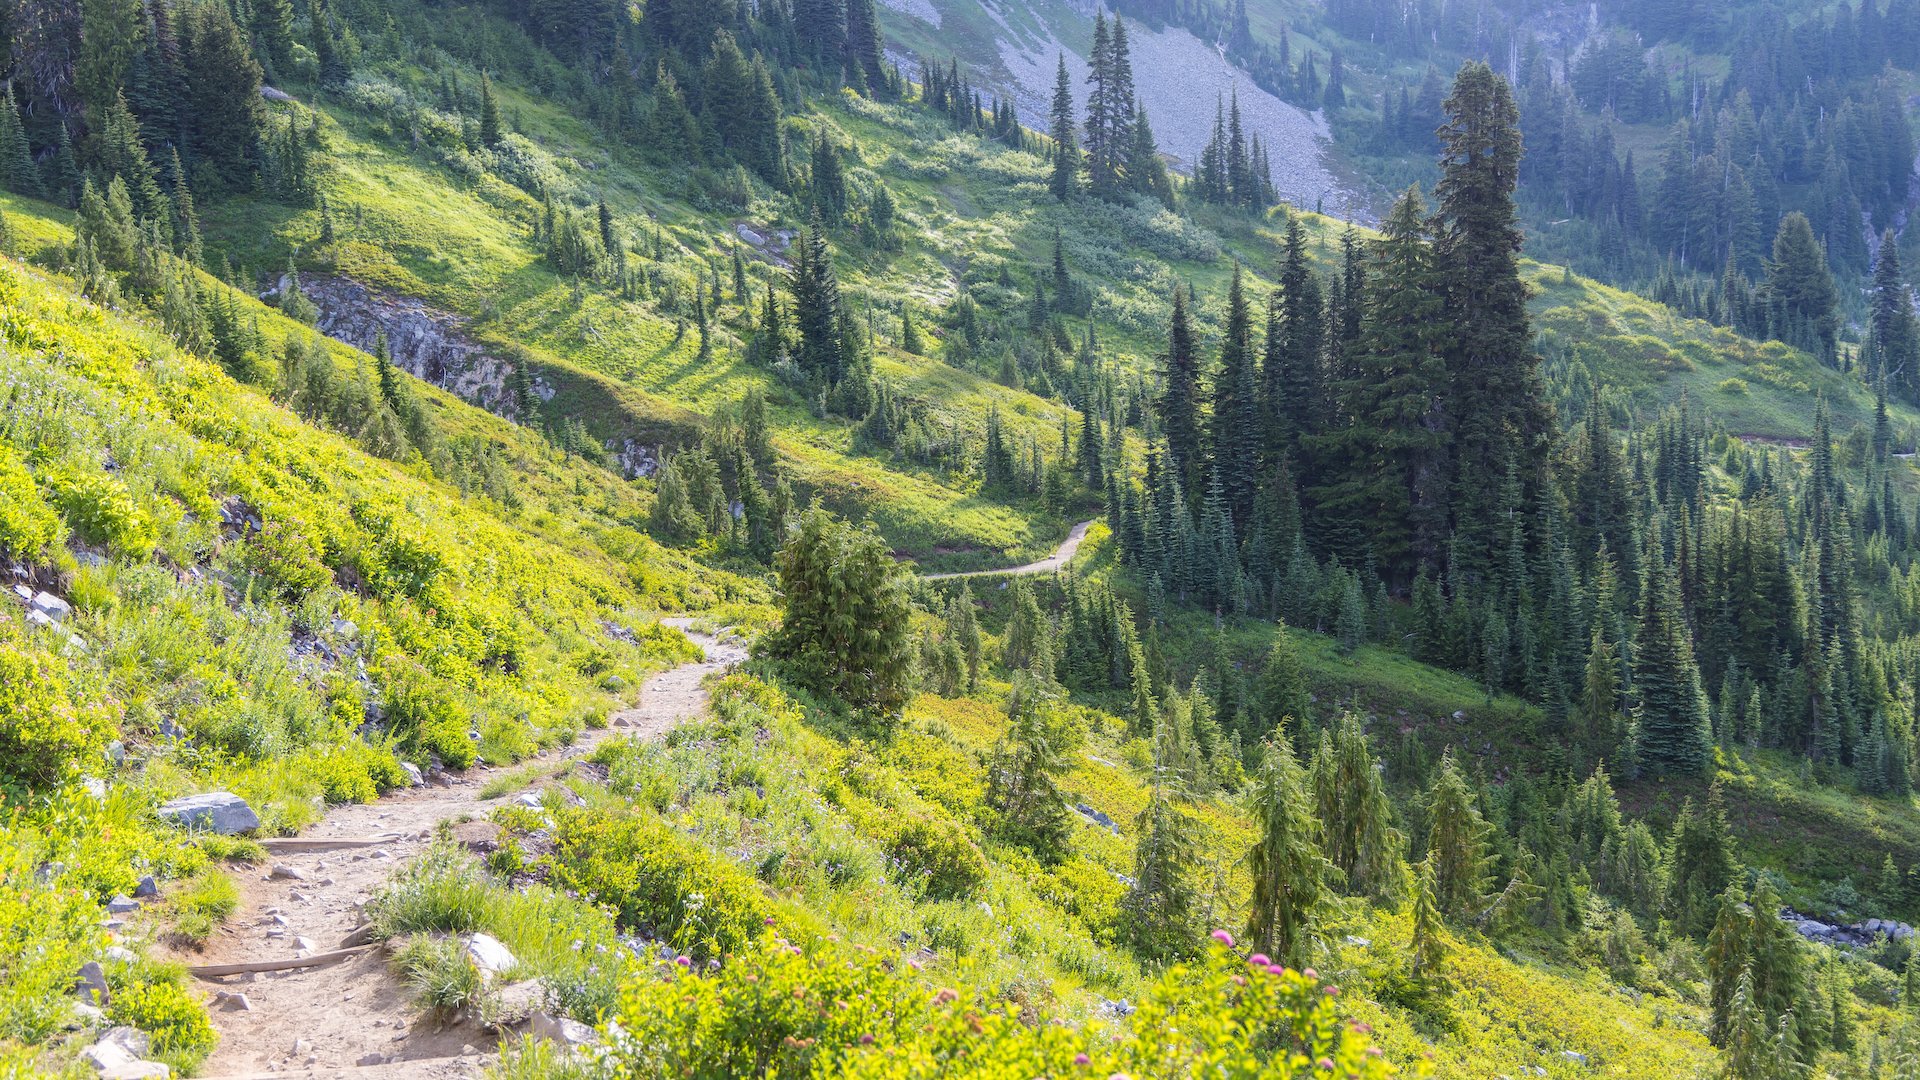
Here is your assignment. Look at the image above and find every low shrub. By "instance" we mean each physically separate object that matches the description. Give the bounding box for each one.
[544,807,770,962]
[106,978,217,1067]
[0,635,113,796]
[0,447,62,559]
[49,470,155,556]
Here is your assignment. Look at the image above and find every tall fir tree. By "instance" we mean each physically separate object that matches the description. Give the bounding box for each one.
[1434,62,1552,584]
[1047,53,1080,200]
[1246,734,1333,966]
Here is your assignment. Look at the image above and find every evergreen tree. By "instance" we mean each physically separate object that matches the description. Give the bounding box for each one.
[1047,54,1079,200]
[1311,712,1405,901]
[251,0,297,73]
[766,508,914,726]
[1318,187,1447,586]
[1157,286,1204,497]
[1425,750,1494,920]
[1765,211,1839,362]
[0,87,41,198]
[1409,855,1449,980]
[1252,624,1312,741]
[1434,63,1552,583]
[1669,785,1741,937]
[1246,734,1333,966]
[788,223,847,387]
[479,72,502,147]
[986,675,1081,862]
[1124,726,1201,959]
[1209,264,1259,522]
[1870,230,1920,398]
[1632,554,1714,775]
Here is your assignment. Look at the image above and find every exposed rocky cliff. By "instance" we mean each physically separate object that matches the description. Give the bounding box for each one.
[269,274,666,478]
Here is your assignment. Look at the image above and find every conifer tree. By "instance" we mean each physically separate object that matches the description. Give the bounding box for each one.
[1209,264,1259,522]
[1157,286,1204,497]
[1266,219,1324,471]
[766,507,914,726]
[252,0,296,72]
[1318,187,1446,586]
[1125,718,1201,959]
[1425,750,1494,920]
[946,584,982,691]
[1252,624,1311,740]
[0,87,42,198]
[1632,554,1713,775]
[1669,785,1741,937]
[1047,54,1079,201]
[1409,855,1448,980]
[479,72,503,147]
[987,675,1081,862]
[1434,62,1551,582]
[1870,230,1920,398]
[1246,735,1332,966]
[788,223,847,388]
[1311,713,1405,901]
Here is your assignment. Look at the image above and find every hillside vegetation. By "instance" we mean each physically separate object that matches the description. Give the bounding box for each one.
[2,1,1920,1079]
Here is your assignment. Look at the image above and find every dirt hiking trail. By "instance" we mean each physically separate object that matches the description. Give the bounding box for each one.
[181,622,743,1079]
[921,519,1095,581]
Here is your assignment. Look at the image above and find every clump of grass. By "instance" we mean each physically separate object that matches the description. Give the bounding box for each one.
[392,934,486,1012]
[164,867,239,947]
[365,843,494,939]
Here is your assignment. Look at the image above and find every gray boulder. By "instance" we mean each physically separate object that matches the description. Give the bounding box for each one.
[155,792,259,835]
[72,961,109,1006]
[465,932,516,978]
[527,1011,599,1049]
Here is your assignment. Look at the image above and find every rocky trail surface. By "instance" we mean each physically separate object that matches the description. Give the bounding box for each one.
[177,622,743,1080]
[921,520,1095,581]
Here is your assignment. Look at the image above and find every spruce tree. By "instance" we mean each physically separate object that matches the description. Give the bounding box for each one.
[1209,264,1259,523]
[1434,62,1552,583]
[479,72,503,147]
[1425,750,1494,920]
[766,508,914,726]
[1318,187,1446,586]
[1409,855,1448,980]
[1668,785,1741,937]
[1631,555,1713,776]
[986,675,1081,862]
[1047,54,1079,200]
[1311,713,1405,901]
[1245,735,1332,966]
[1252,624,1311,741]
[1125,722,1200,959]
[788,223,846,388]
[1157,286,1204,498]
[0,87,42,198]
[252,0,297,73]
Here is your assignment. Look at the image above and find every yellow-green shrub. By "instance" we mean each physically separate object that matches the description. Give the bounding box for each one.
[0,635,112,796]
[543,806,770,962]
[601,937,1410,1078]
[48,470,154,556]
[106,979,216,1065]
[0,448,62,559]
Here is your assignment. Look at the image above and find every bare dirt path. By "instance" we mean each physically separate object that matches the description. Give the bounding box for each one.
[182,623,741,1080]
[921,520,1096,581]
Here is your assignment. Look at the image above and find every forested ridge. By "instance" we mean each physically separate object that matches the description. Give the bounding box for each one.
[0,0,1917,1078]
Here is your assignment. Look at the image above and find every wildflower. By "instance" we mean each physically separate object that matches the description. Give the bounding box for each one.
[674,956,690,968]
[1248,953,1271,966]
[1073,1054,1090,1066]
[1209,929,1235,947]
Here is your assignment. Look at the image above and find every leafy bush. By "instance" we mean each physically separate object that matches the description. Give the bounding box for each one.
[241,519,332,600]
[602,937,1405,1078]
[381,666,477,768]
[49,470,155,555]
[313,736,410,804]
[544,807,770,962]
[106,978,217,1065]
[0,636,112,796]
[0,448,62,559]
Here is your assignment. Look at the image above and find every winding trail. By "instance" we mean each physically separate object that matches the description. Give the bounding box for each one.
[182,622,743,1080]
[921,520,1096,581]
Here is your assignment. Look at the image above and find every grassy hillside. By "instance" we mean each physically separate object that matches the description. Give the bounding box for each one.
[0,222,765,1074]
